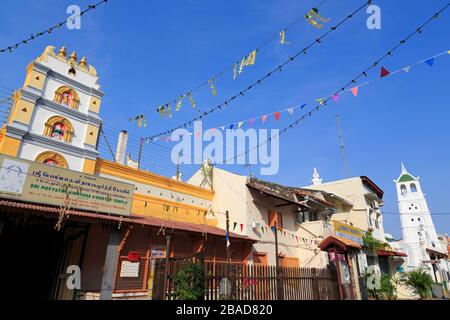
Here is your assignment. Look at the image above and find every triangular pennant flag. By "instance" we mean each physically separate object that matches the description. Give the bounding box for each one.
[424,58,434,67]
[229,124,234,130]
[315,98,324,105]
[287,108,294,115]
[279,30,286,45]
[261,115,268,123]
[403,66,411,73]
[380,66,390,78]
[332,94,340,102]
[249,118,255,125]
[447,50,450,55]
[271,226,276,233]
[233,222,237,231]
[301,104,307,109]
[351,86,359,97]
[237,121,244,129]
[220,126,225,131]
[166,136,171,142]
[240,224,243,232]
[261,226,265,234]
[274,112,281,121]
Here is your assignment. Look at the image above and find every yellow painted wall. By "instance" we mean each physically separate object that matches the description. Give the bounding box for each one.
[82,158,97,175]
[132,194,217,227]
[9,95,35,126]
[89,96,101,113]
[23,64,46,91]
[0,136,21,156]
[84,125,99,146]
[95,159,217,227]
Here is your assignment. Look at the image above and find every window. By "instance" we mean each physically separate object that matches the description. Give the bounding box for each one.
[54,86,80,109]
[400,184,407,196]
[268,210,283,229]
[43,116,74,143]
[410,183,417,193]
[35,151,68,169]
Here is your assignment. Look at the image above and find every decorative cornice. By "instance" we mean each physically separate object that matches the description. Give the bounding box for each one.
[34,61,104,98]
[5,123,28,140]
[96,159,215,201]
[37,97,102,126]
[24,132,99,160]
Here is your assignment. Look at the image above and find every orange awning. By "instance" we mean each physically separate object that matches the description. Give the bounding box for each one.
[377,249,407,257]
[319,235,362,252]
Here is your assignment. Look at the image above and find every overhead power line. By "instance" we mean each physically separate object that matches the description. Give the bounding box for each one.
[0,0,108,54]
[143,0,372,141]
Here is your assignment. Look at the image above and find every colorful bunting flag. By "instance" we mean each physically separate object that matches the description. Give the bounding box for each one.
[176,95,184,111]
[332,94,340,102]
[425,58,434,67]
[233,62,238,80]
[315,98,324,105]
[279,30,286,45]
[240,224,244,232]
[305,8,329,29]
[274,111,281,121]
[188,92,196,108]
[238,121,244,129]
[380,66,390,78]
[262,115,268,123]
[301,104,307,109]
[351,86,359,97]
[403,66,411,73]
[249,118,255,125]
[233,222,237,231]
[287,108,294,115]
[208,78,217,95]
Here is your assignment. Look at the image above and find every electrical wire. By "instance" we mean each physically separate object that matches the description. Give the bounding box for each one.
[0,0,108,54]
[143,1,371,141]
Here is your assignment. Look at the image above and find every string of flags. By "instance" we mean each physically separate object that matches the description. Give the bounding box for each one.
[126,2,334,128]
[0,0,108,54]
[229,219,315,246]
[142,2,373,137]
[144,49,449,143]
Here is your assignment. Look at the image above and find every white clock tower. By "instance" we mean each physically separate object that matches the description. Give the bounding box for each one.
[394,163,439,268]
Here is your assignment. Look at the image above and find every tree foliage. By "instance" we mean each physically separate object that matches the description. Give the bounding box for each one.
[173,262,206,300]
[401,269,434,299]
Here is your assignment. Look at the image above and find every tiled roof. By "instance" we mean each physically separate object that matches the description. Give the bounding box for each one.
[319,235,362,251]
[0,199,254,241]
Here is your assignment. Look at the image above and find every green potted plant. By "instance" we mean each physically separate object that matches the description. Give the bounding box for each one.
[173,262,207,300]
[379,274,398,300]
[401,269,434,299]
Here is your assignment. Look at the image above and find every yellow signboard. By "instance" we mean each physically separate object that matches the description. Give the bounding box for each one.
[0,154,134,216]
[333,221,365,245]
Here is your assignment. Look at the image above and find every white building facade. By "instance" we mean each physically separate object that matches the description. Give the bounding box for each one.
[394,163,449,286]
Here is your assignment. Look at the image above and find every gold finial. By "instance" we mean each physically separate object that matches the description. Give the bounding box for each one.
[57,46,67,59]
[79,56,88,69]
[69,51,77,64]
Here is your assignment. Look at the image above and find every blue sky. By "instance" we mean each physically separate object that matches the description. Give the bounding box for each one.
[0,0,449,238]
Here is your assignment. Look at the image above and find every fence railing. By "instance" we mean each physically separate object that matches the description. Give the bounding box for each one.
[153,259,340,300]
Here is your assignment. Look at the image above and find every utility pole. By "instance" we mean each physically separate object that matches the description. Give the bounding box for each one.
[335,115,349,178]
[162,235,172,300]
[137,138,144,170]
[273,221,284,300]
[225,210,235,299]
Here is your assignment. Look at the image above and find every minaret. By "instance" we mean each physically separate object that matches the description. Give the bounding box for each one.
[394,163,439,267]
[311,168,323,185]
